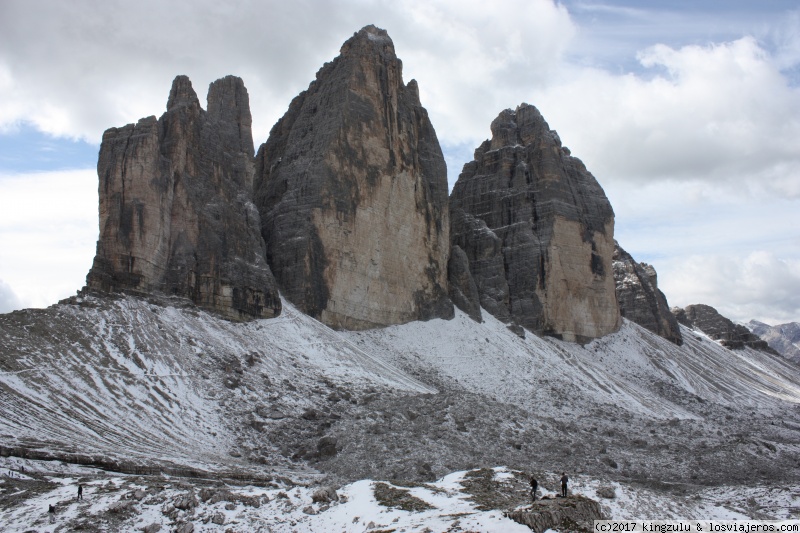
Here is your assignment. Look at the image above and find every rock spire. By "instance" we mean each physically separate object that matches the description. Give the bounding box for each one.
[86,75,281,320]
[449,104,620,343]
[254,25,452,329]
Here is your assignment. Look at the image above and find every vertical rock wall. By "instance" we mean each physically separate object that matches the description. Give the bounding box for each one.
[86,75,281,320]
[254,25,452,330]
[613,243,683,344]
[450,104,620,343]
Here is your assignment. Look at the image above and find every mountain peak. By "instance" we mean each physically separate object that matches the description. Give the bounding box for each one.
[166,74,199,110]
[253,24,451,330]
[338,25,397,63]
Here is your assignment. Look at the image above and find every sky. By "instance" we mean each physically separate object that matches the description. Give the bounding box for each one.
[0,0,798,325]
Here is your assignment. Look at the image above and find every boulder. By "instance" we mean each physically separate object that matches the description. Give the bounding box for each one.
[450,104,620,343]
[505,494,605,532]
[86,75,281,321]
[613,242,682,344]
[596,486,616,499]
[312,486,340,503]
[254,25,452,330]
[172,491,197,511]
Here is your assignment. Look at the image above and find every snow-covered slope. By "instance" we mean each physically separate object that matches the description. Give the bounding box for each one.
[0,294,435,480]
[2,293,800,526]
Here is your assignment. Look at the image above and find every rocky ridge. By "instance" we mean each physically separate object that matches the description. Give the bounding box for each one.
[748,320,800,363]
[253,25,452,330]
[450,104,620,343]
[613,242,682,345]
[673,304,776,353]
[86,75,280,321]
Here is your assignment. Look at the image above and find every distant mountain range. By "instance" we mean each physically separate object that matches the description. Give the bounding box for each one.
[747,320,800,363]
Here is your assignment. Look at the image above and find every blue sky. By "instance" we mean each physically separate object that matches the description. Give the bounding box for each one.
[0,124,97,173]
[1,0,799,324]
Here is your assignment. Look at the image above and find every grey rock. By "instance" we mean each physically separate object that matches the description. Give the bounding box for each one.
[450,208,510,322]
[447,245,482,322]
[107,500,133,513]
[747,320,800,363]
[673,305,777,353]
[596,486,616,499]
[450,104,620,343]
[172,491,197,510]
[86,75,281,321]
[254,25,452,330]
[317,436,338,458]
[143,524,162,533]
[211,512,225,525]
[312,486,340,503]
[505,495,605,532]
[613,242,682,345]
[175,523,194,533]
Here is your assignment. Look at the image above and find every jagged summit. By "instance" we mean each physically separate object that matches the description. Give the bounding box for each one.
[86,75,281,321]
[342,25,396,52]
[254,25,452,330]
[613,241,683,345]
[166,74,200,110]
[450,103,620,343]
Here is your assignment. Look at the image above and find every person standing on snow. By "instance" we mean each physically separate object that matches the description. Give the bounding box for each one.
[530,477,538,501]
[560,472,568,497]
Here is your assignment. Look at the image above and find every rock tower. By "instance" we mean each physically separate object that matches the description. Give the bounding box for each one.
[254,25,452,329]
[450,104,620,342]
[86,75,281,320]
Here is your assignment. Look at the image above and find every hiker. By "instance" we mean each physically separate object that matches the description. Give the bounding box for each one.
[530,477,538,502]
[77,483,83,500]
[48,504,55,524]
[560,472,568,497]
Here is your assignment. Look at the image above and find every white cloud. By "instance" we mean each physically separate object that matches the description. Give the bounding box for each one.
[0,170,98,310]
[659,251,800,326]
[607,178,800,324]
[0,279,22,313]
[0,0,574,145]
[530,36,800,197]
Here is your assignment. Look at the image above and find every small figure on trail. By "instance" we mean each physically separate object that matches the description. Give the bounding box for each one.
[77,483,83,501]
[48,504,55,524]
[560,472,568,497]
[530,477,538,502]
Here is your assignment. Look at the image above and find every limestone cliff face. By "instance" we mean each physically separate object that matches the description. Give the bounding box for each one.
[613,243,682,345]
[254,25,452,330]
[447,245,482,323]
[450,104,620,343]
[86,75,281,320]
